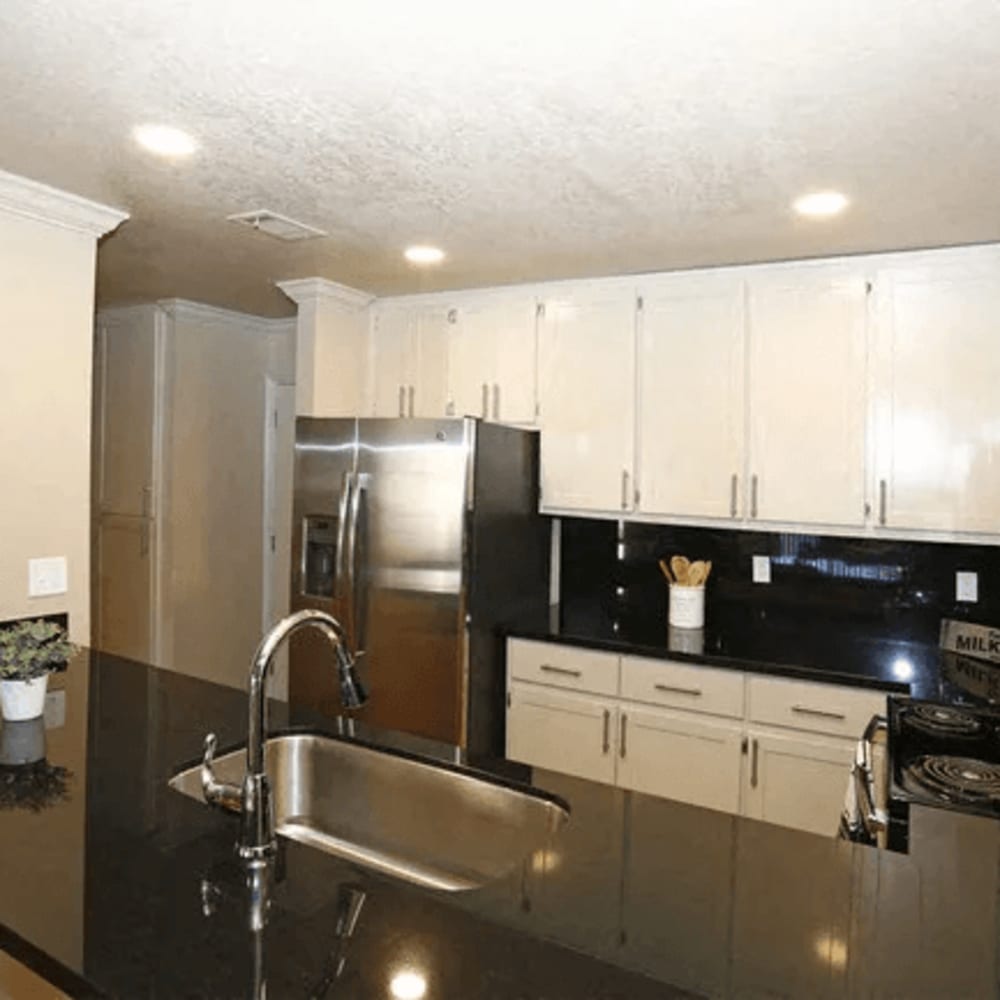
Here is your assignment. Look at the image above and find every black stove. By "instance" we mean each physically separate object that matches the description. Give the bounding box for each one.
[890,697,1000,819]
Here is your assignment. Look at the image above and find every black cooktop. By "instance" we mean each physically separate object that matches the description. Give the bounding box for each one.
[890,697,1000,818]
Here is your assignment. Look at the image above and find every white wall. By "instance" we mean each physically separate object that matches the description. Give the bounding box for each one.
[0,173,126,643]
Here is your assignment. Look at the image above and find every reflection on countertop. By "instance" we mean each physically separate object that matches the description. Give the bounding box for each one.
[1,649,999,998]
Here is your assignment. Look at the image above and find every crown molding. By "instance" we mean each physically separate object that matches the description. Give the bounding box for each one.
[0,169,128,238]
[276,277,374,311]
[157,298,292,334]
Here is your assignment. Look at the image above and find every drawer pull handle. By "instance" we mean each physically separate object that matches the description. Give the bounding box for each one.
[791,705,846,721]
[619,713,628,759]
[654,684,702,697]
[539,664,582,678]
[751,738,759,788]
[602,709,610,754]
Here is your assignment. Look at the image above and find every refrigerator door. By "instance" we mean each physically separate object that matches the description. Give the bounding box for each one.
[289,418,358,714]
[348,418,473,743]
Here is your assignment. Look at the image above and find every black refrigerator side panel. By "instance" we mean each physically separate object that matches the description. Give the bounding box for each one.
[466,423,550,759]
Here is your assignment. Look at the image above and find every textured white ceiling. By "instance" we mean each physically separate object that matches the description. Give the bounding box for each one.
[1,0,999,316]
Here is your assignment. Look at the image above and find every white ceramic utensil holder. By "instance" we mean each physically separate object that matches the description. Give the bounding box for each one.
[668,584,705,629]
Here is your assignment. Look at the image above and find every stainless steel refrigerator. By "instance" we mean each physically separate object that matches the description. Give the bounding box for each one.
[290,417,548,756]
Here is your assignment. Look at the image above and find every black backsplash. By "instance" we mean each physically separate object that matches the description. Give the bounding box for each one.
[560,519,1000,646]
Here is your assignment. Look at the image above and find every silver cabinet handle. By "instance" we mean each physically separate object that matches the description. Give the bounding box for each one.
[750,738,759,788]
[621,469,630,511]
[654,683,702,697]
[602,709,610,755]
[619,713,628,759]
[492,383,500,421]
[792,705,847,721]
[481,383,489,419]
[539,663,582,678]
[750,474,759,518]
[878,479,887,526]
[730,474,738,518]
[407,385,415,418]
[398,385,406,417]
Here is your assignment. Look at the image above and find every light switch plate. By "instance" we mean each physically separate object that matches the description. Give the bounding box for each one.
[28,556,67,597]
[956,571,979,603]
[752,555,771,584]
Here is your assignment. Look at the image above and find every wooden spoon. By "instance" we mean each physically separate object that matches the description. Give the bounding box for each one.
[687,560,707,587]
[658,558,674,584]
[670,555,690,586]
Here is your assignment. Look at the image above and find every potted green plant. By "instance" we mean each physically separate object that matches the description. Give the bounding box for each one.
[0,620,76,722]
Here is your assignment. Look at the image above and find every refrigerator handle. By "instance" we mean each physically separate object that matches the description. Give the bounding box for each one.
[333,470,353,599]
[345,472,365,653]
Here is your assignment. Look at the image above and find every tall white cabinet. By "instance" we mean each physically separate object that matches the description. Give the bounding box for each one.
[536,285,637,512]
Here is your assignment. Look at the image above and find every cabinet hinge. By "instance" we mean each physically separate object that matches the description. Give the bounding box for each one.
[447,308,457,324]
[536,303,545,319]
[636,295,644,311]
[270,534,276,553]
[633,488,641,507]
[741,736,749,754]
[865,280,873,295]
[864,501,872,518]
[506,691,511,708]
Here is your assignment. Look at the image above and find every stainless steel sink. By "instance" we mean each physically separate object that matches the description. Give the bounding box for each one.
[169,732,569,891]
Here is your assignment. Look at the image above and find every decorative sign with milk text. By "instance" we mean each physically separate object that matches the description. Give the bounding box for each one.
[939,619,1000,665]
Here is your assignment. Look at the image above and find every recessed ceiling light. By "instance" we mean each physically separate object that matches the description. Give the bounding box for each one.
[390,970,427,1000]
[793,190,849,218]
[133,124,198,158]
[404,245,445,265]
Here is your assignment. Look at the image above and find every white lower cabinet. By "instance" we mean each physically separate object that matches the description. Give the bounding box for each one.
[507,638,889,837]
[742,728,857,837]
[617,705,744,814]
[507,682,617,786]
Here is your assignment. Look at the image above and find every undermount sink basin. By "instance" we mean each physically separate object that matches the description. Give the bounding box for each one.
[169,732,569,891]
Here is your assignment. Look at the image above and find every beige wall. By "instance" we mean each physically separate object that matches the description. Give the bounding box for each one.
[0,210,98,643]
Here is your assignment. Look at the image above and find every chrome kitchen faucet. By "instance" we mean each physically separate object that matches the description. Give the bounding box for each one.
[200,609,367,860]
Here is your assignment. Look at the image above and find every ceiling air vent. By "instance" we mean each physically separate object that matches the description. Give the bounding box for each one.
[226,209,327,241]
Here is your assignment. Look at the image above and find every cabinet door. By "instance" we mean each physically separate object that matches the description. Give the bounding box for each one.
[96,312,156,516]
[95,514,153,662]
[878,250,1000,532]
[370,304,416,417]
[448,294,538,424]
[743,728,855,837]
[638,275,745,519]
[746,265,868,526]
[412,306,450,418]
[617,705,744,814]
[537,286,636,512]
[506,681,616,785]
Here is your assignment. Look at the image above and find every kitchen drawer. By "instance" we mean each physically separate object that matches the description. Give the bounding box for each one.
[621,655,745,720]
[507,638,620,697]
[747,674,889,739]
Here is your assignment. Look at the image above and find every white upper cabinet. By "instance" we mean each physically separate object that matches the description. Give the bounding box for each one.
[537,285,637,512]
[874,248,1000,533]
[446,292,538,424]
[745,264,869,526]
[370,302,449,417]
[637,274,745,519]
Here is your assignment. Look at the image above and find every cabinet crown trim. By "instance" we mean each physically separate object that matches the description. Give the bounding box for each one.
[0,168,128,238]
[276,277,374,311]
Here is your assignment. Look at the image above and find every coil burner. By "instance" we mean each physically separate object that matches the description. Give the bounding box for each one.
[903,703,987,738]
[902,755,1000,805]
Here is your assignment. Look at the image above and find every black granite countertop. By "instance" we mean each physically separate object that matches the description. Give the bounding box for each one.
[504,602,996,703]
[2,649,1000,999]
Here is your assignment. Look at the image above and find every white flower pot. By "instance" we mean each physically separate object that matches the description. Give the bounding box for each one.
[0,674,49,722]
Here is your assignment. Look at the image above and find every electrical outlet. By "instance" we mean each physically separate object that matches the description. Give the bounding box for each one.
[752,555,771,584]
[28,557,67,597]
[956,571,979,603]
